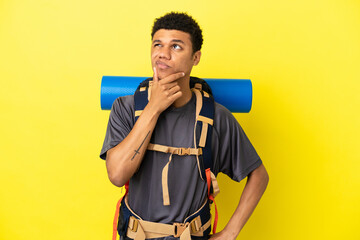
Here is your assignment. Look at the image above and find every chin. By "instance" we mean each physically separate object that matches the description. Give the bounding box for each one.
[157,69,174,80]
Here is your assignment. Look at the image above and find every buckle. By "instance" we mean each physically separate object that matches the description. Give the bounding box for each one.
[179,148,190,155]
[129,217,139,232]
[173,223,188,237]
[190,216,201,233]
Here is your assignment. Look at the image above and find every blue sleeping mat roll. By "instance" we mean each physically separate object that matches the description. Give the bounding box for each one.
[101,76,252,113]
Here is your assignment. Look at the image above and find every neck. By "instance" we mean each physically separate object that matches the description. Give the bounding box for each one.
[172,76,192,108]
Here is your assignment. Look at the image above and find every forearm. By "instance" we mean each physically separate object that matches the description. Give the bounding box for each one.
[106,69,185,187]
[220,164,269,239]
[106,103,160,187]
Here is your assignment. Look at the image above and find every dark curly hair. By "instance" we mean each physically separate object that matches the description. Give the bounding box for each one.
[151,12,203,53]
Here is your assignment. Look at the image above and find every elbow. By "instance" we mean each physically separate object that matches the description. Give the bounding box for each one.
[262,166,269,189]
[264,171,269,188]
[250,163,269,188]
[106,151,127,187]
[107,170,126,187]
[259,164,269,185]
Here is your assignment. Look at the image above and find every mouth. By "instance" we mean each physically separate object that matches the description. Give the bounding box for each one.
[156,61,171,70]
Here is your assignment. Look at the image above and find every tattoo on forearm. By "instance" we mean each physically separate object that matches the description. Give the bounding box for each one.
[131,131,151,160]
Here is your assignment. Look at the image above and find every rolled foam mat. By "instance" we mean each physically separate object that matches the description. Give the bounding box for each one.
[101,76,252,113]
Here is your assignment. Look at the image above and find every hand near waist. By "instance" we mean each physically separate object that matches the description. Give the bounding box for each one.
[208,230,236,240]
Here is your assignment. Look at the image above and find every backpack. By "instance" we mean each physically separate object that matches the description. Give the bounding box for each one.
[112,77,220,240]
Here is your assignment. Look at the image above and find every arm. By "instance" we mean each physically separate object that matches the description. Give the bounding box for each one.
[209,163,269,240]
[106,69,185,187]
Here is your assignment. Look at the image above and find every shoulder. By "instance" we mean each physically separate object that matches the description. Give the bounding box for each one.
[111,95,134,115]
[213,101,239,131]
[109,95,135,124]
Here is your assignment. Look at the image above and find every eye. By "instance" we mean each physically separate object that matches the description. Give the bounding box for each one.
[153,43,162,48]
[172,44,182,50]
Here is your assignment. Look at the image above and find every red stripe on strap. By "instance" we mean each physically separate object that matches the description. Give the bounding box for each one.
[112,182,129,240]
[205,168,211,196]
[205,169,218,234]
[209,195,218,234]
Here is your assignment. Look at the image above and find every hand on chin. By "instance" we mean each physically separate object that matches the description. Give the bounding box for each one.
[157,68,176,80]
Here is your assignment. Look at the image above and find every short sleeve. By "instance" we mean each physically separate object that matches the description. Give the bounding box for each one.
[212,103,262,181]
[99,95,135,160]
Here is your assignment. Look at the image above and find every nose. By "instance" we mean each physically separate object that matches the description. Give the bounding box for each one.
[158,46,171,60]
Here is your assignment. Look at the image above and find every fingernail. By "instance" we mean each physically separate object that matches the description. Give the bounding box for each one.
[182,72,185,76]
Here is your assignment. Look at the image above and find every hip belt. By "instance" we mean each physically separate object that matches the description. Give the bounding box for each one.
[120,196,212,240]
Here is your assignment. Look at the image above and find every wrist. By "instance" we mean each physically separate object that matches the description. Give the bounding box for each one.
[222,225,240,240]
[144,102,162,119]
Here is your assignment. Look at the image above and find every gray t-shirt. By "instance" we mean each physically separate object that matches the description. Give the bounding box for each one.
[100,93,262,224]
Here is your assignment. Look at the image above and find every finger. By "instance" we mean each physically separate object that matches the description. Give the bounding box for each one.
[161,81,179,90]
[160,72,185,84]
[168,90,182,102]
[167,85,181,95]
[153,67,158,83]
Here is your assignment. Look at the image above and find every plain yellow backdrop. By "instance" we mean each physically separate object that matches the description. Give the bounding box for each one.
[1,0,359,239]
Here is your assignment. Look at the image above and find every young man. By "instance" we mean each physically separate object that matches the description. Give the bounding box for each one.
[100,12,269,240]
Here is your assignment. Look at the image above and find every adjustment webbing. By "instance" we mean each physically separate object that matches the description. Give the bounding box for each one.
[147,143,202,156]
[161,153,173,205]
[147,143,203,206]
[199,122,208,147]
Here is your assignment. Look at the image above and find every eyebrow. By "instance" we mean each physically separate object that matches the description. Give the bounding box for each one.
[171,39,185,44]
[152,39,186,44]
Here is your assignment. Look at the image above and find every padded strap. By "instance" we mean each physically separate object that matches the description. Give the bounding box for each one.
[192,89,204,180]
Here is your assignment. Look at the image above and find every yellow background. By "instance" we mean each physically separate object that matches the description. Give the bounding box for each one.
[1,0,359,239]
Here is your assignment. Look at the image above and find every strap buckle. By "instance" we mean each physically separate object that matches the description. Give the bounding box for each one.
[190,216,201,233]
[129,216,139,232]
[173,222,188,237]
[179,148,190,155]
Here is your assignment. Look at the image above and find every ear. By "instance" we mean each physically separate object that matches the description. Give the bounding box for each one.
[193,51,201,66]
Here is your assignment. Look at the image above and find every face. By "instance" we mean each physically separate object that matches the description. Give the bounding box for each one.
[151,29,201,80]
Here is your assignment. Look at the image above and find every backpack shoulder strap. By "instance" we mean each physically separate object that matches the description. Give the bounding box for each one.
[192,86,215,180]
[134,78,152,121]
[133,76,215,177]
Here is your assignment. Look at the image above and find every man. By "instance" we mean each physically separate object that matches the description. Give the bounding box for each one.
[100,12,269,240]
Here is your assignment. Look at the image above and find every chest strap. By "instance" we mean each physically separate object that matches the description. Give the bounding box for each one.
[147,143,202,156]
[147,143,202,206]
